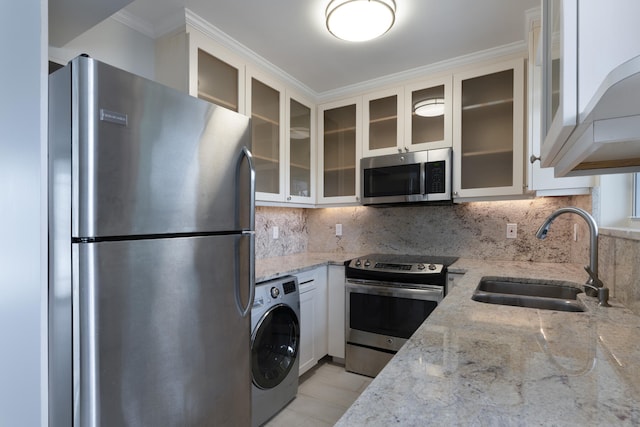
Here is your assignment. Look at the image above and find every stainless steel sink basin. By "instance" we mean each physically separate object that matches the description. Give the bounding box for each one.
[472,277,586,312]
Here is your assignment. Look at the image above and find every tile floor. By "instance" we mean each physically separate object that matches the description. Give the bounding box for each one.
[265,358,372,426]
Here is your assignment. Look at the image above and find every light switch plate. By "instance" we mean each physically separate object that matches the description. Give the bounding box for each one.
[506,223,517,239]
[272,226,279,239]
[335,223,343,236]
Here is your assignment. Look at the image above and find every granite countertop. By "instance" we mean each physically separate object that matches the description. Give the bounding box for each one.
[256,252,364,282]
[336,258,640,426]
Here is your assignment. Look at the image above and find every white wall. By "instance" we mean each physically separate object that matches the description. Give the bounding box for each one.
[597,174,635,227]
[49,16,155,79]
[0,0,47,425]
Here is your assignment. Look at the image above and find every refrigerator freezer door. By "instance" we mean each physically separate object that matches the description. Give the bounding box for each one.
[74,234,252,426]
[67,57,252,238]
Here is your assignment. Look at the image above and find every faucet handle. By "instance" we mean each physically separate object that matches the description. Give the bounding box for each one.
[583,282,611,307]
[582,266,610,307]
[583,265,604,288]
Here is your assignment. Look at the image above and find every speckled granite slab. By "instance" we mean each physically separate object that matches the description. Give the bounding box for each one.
[336,259,640,426]
[256,252,363,282]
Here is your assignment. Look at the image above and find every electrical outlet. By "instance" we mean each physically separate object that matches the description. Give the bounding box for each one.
[272,226,279,239]
[335,223,343,236]
[506,223,517,239]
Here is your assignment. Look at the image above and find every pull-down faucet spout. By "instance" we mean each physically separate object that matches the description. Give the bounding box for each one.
[535,207,601,296]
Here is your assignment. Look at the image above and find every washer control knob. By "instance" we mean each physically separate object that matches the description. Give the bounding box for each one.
[270,287,280,299]
[428,264,437,271]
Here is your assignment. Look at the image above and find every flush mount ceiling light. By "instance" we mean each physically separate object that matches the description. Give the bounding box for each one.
[414,98,445,117]
[326,0,396,42]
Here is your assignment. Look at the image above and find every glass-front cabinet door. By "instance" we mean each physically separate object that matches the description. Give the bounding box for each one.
[286,94,315,204]
[248,70,285,201]
[404,76,453,152]
[453,58,525,199]
[362,88,403,157]
[540,0,578,167]
[197,49,239,112]
[155,27,246,112]
[318,97,362,204]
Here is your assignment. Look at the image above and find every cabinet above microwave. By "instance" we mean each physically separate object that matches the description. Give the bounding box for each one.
[540,0,640,177]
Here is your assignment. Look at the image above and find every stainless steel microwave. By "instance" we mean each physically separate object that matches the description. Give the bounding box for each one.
[360,148,452,205]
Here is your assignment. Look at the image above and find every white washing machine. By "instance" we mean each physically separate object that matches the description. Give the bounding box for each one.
[251,276,300,427]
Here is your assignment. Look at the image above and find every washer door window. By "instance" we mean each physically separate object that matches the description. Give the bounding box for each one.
[251,304,300,389]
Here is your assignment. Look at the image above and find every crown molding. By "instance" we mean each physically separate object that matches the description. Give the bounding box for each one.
[185,8,318,101]
[112,9,154,38]
[316,40,528,103]
[526,6,541,31]
[112,8,185,39]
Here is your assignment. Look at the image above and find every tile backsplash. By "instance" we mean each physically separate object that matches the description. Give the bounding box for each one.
[599,230,640,315]
[256,206,308,258]
[257,195,592,263]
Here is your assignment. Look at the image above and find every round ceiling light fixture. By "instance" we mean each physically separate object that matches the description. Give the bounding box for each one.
[326,0,396,42]
[414,98,445,117]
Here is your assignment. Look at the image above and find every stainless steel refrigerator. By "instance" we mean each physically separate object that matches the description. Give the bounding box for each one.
[48,55,255,426]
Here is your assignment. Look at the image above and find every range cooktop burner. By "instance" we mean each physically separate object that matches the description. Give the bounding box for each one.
[355,253,459,266]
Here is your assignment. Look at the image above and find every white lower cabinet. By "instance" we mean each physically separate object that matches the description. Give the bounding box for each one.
[327,264,346,360]
[294,266,328,376]
[298,282,316,375]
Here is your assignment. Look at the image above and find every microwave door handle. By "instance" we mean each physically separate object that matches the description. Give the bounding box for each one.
[420,162,427,196]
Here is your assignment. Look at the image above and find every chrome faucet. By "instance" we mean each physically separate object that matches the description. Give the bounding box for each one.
[535,207,606,300]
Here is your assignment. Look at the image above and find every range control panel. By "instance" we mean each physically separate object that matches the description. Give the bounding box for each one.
[347,258,444,275]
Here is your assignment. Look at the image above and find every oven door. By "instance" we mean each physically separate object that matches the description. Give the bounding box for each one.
[345,279,444,377]
[345,279,443,353]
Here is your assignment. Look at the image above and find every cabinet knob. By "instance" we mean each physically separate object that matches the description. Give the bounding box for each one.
[397,148,402,153]
[530,154,541,164]
[287,196,291,201]
[404,147,409,152]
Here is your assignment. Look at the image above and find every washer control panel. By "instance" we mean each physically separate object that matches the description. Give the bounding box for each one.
[253,276,298,308]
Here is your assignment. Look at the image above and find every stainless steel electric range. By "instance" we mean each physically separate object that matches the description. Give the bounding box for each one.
[344,254,458,377]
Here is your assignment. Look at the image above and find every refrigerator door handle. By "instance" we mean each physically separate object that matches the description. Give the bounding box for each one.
[237,146,255,318]
[238,231,256,318]
[241,146,256,228]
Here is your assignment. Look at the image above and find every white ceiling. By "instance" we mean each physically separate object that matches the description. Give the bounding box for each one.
[122,0,539,95]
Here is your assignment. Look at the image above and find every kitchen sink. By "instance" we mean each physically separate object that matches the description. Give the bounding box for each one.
[472,277,586,312]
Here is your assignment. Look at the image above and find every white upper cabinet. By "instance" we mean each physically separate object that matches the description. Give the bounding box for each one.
[157,26,315,206]
[286,93,316,205]
[155,27,246,112]
[453,58,525,199]
[246,68,286,202]
[404,76,453,152]
[528,21,593,195]
[362,88,404,157]
[318,97,362,205]
[362,77,452,157]
[540,0,640,176]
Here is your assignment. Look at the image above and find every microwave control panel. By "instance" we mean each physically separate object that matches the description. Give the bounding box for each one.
[426,161,446,194]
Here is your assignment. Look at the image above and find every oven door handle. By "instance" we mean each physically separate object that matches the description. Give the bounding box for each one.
[345,279,444,302]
